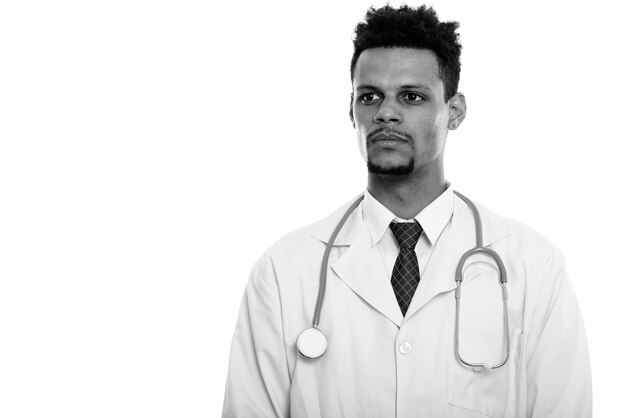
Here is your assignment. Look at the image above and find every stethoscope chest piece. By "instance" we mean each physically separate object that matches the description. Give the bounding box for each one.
[297,327,328,359]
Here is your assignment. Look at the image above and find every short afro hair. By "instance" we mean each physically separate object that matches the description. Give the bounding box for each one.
[351,4,462,101]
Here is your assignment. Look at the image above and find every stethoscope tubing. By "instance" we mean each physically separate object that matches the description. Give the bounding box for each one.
[307,190,510,370]
[312,194,365,329]
[453,191,510,370]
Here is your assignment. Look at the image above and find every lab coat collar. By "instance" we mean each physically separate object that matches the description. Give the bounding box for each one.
[309,192,512,327]
[310,191,509,248]
[362,185,454,247]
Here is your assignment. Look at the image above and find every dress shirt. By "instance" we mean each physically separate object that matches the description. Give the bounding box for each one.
[362,185,455,279]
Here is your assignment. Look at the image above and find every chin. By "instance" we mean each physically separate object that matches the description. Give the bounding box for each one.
[367,158,415,176]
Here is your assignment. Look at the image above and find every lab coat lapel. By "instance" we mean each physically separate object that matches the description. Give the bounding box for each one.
[403,196,474,320]
[404,195,511,321]
[331,223,404,328]
[310,195,403,327]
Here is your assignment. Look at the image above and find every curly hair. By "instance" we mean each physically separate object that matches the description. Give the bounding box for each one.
[351,5,462,101]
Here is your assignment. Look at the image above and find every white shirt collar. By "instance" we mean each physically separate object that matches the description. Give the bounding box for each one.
[363,185,455,247]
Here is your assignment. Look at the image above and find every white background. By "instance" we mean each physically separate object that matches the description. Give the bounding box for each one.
[1,0,623,416]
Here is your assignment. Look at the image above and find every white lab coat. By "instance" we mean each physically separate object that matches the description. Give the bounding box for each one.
[222,194,592,417]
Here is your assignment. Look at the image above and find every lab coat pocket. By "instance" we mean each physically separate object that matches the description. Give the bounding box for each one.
[447,266,517,417]
[448,328,510,417]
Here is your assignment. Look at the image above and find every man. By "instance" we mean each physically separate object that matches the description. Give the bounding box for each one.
[222,5,592,417]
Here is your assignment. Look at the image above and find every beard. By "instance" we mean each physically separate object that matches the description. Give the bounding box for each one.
[365,136,416,176]
[367,156,415,176]
[364,127,416,176]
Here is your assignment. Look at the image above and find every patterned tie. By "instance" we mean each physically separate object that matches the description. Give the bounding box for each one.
[390,222,423,316]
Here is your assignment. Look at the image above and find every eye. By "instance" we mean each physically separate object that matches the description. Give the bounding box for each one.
[402,92,424,103]
[359,92,382,103]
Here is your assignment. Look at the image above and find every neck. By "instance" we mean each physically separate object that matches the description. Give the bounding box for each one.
[367,169,447,220]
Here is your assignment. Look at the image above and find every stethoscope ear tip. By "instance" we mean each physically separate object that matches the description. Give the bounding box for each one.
[297,327,328,359]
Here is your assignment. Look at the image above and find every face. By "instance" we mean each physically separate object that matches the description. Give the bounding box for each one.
[351,47,464,177]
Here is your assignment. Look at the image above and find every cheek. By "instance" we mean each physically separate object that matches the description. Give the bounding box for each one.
[353,107,370,128]
[353,112,368,159]
[424,107,447,128]
[409,112,448,159]
[419,109,448,140]
[356,126,368,159]
[434,111,448,131]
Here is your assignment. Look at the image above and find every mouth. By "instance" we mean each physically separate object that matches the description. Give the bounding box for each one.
[371,134,409,145]
[369,130,410,144]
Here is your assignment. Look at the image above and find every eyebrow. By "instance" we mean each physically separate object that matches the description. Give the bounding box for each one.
[355,84,433,91]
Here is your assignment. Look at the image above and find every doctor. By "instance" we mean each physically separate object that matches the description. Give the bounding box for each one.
[222,4,592,417]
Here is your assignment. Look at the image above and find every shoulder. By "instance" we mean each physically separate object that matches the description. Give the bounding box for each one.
[266,194,363,255]
[469,197,566,271]
[254,194,364,269]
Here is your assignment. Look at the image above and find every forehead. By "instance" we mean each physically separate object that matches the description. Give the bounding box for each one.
[353,47,443,91]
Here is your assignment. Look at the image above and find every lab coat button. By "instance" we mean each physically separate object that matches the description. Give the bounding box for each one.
[399,341,411,354]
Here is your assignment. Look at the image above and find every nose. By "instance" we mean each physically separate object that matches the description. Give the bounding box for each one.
[374,101,402,124]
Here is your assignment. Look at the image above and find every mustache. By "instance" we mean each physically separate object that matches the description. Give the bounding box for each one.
[366,127,412,142]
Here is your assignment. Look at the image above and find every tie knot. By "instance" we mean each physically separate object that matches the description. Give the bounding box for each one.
[390,222,422,250]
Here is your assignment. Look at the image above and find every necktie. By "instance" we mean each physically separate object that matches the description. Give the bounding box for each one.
[390,222,423,316]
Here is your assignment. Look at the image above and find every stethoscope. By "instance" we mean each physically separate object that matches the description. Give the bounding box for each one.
[296,190,510,371]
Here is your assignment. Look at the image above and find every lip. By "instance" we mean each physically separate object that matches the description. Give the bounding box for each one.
[371,134,409,144]
[371,132,409,143]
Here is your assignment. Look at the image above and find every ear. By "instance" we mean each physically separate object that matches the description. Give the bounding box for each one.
[447,93,466,130]
[349,92,355,128]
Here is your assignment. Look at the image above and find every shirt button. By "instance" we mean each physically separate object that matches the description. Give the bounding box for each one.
[399,341,412,355]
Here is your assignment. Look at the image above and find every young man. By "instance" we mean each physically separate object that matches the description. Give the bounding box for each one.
[222,5,592,417]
